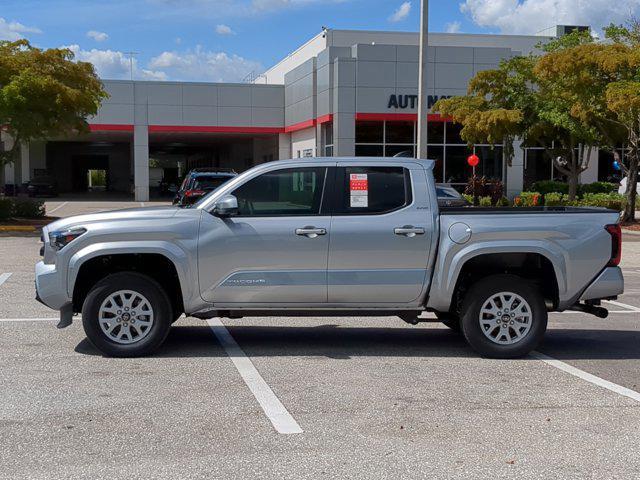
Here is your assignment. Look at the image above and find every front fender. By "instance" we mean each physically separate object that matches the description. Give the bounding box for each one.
[67,241,196,309]
[427,240,566,312]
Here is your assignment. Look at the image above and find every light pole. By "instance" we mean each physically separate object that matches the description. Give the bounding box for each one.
[417,0,429,159]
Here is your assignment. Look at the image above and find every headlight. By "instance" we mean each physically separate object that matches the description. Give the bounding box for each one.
[49,228,87,251]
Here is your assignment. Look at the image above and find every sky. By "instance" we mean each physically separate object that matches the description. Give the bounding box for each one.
[1,0,640,82]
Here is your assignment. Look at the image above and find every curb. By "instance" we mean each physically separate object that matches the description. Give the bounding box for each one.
[0,225,37,232]
[622,229,640,237]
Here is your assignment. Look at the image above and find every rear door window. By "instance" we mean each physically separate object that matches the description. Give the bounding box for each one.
[334,166,412,215]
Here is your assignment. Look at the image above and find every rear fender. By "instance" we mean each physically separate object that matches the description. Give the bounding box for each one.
[427,241,566,312]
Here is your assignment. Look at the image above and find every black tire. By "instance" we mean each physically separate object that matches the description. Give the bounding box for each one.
[435,311,461,332]
[460,274,547,359]
[82,272,173,357]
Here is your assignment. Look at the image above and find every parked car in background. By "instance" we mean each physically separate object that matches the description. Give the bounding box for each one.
[27,176,58,197]
[436,184,470,208]
[173,168,237,206]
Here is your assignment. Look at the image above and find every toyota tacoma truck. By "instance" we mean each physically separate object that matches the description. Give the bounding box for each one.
[35,158,624,358]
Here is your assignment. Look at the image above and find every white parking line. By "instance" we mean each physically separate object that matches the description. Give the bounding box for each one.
[207,318,303,435]
[0,272,12,287]
[532,351,640,403]
[47,202,69,215]
[604,300,640,312]
[0,318,57,323]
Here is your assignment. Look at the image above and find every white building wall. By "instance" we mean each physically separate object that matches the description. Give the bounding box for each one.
[291,127,316,158]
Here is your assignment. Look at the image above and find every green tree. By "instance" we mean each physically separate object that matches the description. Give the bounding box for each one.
[536,21,640,221]
[0,39,107,178]
[434,30,606,201]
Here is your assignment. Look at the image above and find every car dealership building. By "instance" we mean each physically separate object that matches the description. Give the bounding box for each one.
[1,25,609,201]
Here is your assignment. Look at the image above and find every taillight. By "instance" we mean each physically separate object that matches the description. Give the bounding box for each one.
[605,224,622,267]
[185,189,205,197]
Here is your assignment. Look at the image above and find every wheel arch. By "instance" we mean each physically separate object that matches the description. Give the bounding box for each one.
[428,243,566,313]
[68,242,193,315]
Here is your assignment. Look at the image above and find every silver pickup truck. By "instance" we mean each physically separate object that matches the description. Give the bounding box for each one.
[35,157,623,358]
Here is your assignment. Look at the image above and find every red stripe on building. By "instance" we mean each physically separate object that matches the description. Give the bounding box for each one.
[89,124,135,132]
[354,113,446,122]
[148,125,285,134]
[316,114,333,124]
[284,119,316,133]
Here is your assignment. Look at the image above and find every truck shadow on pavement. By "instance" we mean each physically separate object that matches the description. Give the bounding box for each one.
[74,324,640,360]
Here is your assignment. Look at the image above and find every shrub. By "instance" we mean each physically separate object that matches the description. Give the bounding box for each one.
[0,198,13,220]
[496,197,510,207]
[12,198,45,218]
[514,192,541,207]
[462,194,474,204]
[579,182,618,195]
[530,181,568,195]
[580,193,626,211]
[479,196,493,206]
[464,176,504,204]
[544,192,565,206]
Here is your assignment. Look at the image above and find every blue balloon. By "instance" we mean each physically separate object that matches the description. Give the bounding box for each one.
[613,160,621,171]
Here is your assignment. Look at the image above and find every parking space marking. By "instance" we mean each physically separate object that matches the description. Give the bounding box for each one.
[0,273,12,287]
[604,300,640,312]
[46,202,69,215]
[0,318,57,323]
[207,318,303,435]
[532,351,640,403]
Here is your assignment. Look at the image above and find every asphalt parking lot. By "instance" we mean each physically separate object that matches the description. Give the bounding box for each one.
[2,200,640,479]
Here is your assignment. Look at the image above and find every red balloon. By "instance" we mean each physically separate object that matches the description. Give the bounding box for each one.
[467,154,480,167]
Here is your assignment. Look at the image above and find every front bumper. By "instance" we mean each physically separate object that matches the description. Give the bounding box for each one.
[35,261,71,310]
[580,267,624,301]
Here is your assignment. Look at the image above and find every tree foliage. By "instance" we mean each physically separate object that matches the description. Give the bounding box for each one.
[433,29,622,201]
[0,39,107,168]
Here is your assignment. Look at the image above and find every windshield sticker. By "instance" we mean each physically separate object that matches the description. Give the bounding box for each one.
[349,173,368,208]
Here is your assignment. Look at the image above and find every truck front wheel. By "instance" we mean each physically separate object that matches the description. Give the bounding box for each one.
[460,275,547,359]
[82,272,173,357]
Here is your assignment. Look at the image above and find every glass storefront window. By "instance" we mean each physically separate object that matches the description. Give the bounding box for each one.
[444,146,474,184]
[474,145,504,180]
[355,144,384,156]
[446,123,464,144]
[385,145,414,157]
[427,146,444,183]
[523,149,552,188]
[355,121,384,143]
[427,122,445,144]
[386,121,414,144]
[598,149,624,183]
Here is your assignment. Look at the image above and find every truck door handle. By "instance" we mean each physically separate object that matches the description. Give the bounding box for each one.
[394,226,425,237]
[295,227,327,238]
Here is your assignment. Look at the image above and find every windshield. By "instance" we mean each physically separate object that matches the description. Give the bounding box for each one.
[191,176,235,208]
[193,177,232,191]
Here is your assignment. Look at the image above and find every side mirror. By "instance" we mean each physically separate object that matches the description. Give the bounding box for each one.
[211,194,238,217]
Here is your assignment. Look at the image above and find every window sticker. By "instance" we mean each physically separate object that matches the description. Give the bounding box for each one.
[349,173,368,207]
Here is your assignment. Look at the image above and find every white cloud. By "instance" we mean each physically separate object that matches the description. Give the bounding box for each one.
[389,1,411,23]
[64,44,165,81]
[460,0,640,35]
[445,21,462,33]
[0,17,41,41]
[215,24,235,35]
[86,30,109,42]
[148,46,263,82]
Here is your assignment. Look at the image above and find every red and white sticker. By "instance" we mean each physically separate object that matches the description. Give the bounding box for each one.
[349,173,368,207]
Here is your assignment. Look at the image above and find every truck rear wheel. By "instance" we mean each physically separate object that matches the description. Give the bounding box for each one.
[82,272,173,357]
[460,275,547,358]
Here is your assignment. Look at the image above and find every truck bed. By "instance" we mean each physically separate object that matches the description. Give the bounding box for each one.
[440,206,617,214]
